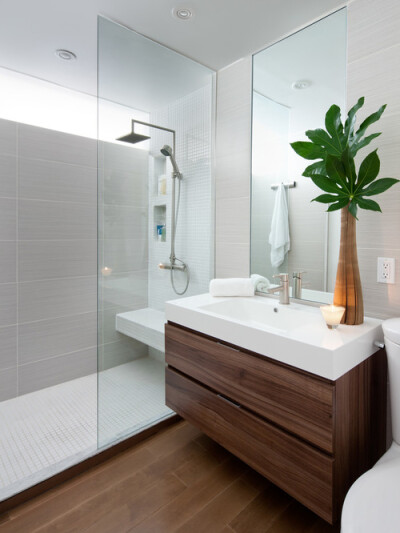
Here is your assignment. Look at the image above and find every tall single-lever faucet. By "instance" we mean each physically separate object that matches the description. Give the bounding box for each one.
[292,271,306,299]
[267,273,290,305]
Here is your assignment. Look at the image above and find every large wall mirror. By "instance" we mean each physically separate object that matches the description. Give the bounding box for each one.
[251,9,347,303]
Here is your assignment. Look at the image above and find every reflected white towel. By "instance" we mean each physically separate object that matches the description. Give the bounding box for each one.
[209,278,255,297]
[251,274,270,292]
[269,183,290,268]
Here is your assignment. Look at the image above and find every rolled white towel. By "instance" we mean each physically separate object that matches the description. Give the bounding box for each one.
[209,278,255,297]
[251,274,270,292]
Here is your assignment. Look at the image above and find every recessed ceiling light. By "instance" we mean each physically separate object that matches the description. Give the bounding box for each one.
[55,49,77,61]
[172,7,193,20]
[291,80,311,90]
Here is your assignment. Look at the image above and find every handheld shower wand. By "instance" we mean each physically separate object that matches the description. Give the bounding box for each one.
[159,145,189,295]
[160,145,181,177]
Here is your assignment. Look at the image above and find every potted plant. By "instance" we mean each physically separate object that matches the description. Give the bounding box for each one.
[290,97,399,325]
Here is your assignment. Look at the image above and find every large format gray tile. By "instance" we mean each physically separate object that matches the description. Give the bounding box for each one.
[0,198,16,240]
[102,205,147,240]
[215,196,250,244]
[99,271,148,310]
[18,199,96,240]
[0,367,17,401]
[18,124,97,167]
[103,142,148,174]
[0,284,16,326]
[19,311,97,364]
[0,154,17,198]
[18,240,97,281]
[18,347,97,395]
[348,43,400,117]
[0,119,16,156]
[348,0,400,63]
[103,168,148,206]
[103,239,148,274]
[19,276,96,323]
[0,325,17,370]
[18,157,97,204]
[0,242,16,283]
[216,242,250,278]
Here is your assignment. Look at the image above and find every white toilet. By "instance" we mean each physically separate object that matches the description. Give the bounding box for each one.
[341,318,400,532]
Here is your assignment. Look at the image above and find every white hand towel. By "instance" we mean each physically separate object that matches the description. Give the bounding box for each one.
[251,274,270,292]
[269,183,290,268]
[209,278,255,297]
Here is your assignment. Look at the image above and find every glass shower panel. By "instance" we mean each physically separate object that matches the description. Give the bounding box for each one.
[97,17,214,448]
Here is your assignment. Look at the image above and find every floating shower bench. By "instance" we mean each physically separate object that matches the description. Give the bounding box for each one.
[116,308,166,352]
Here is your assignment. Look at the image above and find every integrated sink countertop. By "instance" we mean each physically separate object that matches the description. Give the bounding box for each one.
[165,293,383,380]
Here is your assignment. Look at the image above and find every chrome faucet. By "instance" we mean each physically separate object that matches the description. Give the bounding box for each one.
[268,273,290,305]
[292,271,306,299]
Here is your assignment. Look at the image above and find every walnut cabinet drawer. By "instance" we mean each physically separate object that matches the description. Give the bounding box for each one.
[165,323,334,452]
[166,367,334,522]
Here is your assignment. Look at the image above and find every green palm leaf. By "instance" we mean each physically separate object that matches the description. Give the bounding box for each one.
[290,97,398,217]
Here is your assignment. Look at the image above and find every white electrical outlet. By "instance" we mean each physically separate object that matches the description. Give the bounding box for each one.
[377,257,396,284]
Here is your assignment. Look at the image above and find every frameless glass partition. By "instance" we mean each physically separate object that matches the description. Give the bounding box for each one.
[251,9,347,303]
[97,17,214,448]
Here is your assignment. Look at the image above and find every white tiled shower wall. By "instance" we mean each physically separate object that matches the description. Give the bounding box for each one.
[148,86,213,310]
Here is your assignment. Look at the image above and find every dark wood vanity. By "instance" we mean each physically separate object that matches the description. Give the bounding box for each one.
[165,322,387,524]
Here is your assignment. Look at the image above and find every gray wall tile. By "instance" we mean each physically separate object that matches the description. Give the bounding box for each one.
[18,124,97,168]
[19,312,97,364]
[0,119,16,156]
[0,284,16,327]
[103,168,148,207]
[99,271,148,310]
[102,205,147,240]
[0,198,16,240]
[18,347,97,395]
[0,325,17,370]
[19,157,97,204]
[0,154,17,198]
[103,239,148,274]
[0,242,16,283]
[103,142,148,174]
[18,240,96,281]
[19,276,96,323]
[18,199,96,240]
[215,58,252,277]
[0,367,17,401]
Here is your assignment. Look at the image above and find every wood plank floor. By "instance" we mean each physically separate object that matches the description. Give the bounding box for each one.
[0,420,341,532]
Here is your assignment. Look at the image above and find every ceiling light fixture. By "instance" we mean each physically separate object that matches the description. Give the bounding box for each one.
[291,80,311,90]
[172,7,193,20]
[55,49,77,61]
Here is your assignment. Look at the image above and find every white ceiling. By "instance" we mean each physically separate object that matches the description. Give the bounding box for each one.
[0,0,345,97]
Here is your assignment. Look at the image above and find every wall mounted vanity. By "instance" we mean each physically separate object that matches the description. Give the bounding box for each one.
[165,294,387,524]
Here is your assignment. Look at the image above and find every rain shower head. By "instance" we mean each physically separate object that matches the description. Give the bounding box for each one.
[160,145,181,175]
[117,120,176,151]
[117,132,151,144]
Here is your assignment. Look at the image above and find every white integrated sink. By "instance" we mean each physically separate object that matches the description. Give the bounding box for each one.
[199,297,316,334]
[165,293,383,380]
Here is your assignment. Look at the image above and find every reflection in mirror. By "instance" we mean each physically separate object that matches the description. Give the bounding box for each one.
[251,9,347,303]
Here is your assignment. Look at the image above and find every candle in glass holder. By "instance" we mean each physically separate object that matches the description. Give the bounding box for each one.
[320,305,345,329]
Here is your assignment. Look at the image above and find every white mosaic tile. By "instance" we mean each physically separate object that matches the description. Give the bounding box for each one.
[0,358,172,501]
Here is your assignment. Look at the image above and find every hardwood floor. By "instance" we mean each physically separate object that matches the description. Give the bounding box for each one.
[0,421,341,532]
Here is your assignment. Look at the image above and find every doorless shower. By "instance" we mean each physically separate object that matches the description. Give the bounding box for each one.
[117,120,190,295]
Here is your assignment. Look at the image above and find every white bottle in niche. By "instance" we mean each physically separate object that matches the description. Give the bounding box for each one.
[158,175,167,195]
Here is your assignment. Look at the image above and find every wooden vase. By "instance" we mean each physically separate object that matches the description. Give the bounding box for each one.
[333,206,364,325]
